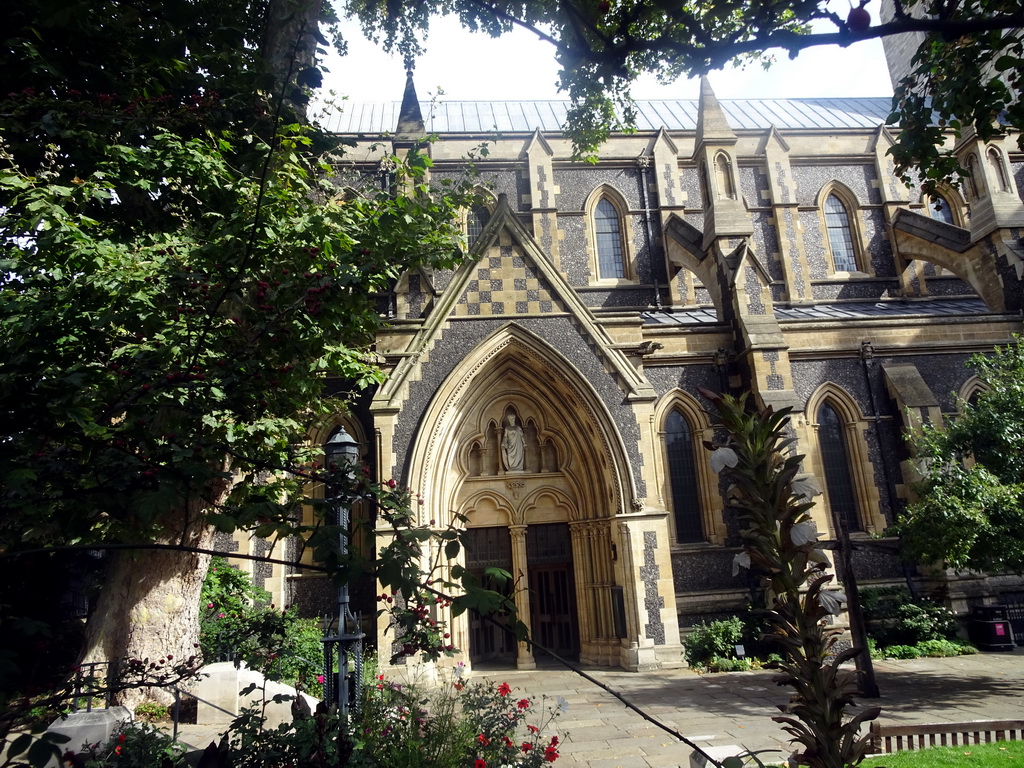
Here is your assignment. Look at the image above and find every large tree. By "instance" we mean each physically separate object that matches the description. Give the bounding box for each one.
[0,0,477,707]
[898,339,1024,574]
[348,0,1023,188]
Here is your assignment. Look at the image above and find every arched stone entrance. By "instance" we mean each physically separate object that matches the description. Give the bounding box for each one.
[405,324,633,670]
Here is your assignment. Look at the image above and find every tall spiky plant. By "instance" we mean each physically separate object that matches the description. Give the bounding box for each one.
[699,389,879,768]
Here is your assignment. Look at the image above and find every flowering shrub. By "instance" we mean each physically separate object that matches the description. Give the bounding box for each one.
[458,678,565,768]
[351,666,565,768]
[81,723,185,767]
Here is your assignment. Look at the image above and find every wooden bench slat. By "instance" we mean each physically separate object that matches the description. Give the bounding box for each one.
[869,720,1024,754]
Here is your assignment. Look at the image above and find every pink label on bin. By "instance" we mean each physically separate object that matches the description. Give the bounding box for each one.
[995,624,1006,635]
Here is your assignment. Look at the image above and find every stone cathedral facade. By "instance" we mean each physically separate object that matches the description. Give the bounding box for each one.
[251,73,1024,672]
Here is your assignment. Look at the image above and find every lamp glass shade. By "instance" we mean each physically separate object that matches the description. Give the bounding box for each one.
[325,426,360,465]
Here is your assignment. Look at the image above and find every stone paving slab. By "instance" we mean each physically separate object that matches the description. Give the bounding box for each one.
[169,648,1024,768]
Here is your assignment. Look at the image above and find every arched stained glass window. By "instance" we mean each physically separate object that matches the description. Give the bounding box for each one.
[824,194,858,272]
[666,409,704,543]
[817,402,862,533]
[467,205,490,244]
[595,198,626,279]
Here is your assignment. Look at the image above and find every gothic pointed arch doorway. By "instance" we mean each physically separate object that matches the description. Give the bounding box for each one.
[406,324,634,670]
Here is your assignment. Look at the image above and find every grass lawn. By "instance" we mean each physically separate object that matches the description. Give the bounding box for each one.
[859,740,1024,767]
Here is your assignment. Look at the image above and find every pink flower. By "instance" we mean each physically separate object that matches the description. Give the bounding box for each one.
[317,675,324,684]
[218,612,226,618]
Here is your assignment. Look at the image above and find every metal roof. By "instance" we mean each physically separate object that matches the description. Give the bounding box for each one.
[327,98,894,135]
[642,298,991,327]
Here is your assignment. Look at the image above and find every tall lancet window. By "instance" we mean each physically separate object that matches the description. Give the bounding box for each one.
[595,198,626,279]
[824,193,858,272]
[817,402,862,533]
[665,409,704,543]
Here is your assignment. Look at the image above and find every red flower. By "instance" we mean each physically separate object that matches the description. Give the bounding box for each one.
[474,760,487,768]
[517,698,530,710]
[545,745,559,761]
[521,742,532,753]
[503,736,514,748]
[454,682,464,691]
[527,724,539,734]
[549,735,560,746]
[477,733,490,746]
[118,734,126,743]
[497,682,511,697]
[114,746,122,755]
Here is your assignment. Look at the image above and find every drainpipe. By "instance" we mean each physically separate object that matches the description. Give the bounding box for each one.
[637,155,662,310]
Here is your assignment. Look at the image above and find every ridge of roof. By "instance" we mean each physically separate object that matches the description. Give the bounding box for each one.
[327,96,894,135]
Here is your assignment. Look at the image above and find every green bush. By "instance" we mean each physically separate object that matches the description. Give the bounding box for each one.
[860,587,961,647]
[82,723,185,767]
[884,644,921,659]
[199,557,324,697]
[917,638,977,657]
[707,656,753,672]
[891,601,959,645]
[684,616,745,667]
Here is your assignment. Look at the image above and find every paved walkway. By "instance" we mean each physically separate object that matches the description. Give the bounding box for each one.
[174,648,1024,767]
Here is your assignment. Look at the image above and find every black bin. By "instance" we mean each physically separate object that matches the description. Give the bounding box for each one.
[968,605,1015,651]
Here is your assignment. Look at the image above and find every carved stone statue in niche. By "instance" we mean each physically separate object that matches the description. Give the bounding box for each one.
[501,413,525,471]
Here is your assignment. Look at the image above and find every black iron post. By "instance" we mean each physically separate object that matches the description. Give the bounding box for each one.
[833,500,880,699]
[323,427,365,715]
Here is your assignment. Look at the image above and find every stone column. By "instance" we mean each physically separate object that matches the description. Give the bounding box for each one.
[509,525,536,670]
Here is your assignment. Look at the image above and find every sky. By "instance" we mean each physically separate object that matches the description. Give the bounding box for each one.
[320,9,895,106]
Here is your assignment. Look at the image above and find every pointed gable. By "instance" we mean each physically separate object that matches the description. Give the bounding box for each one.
[695,76,737,152]
[396,69,425,140]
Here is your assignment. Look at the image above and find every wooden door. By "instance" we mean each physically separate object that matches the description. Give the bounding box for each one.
[527,523,579,660]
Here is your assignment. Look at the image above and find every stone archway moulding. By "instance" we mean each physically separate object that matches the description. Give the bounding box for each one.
[406,322,637,528]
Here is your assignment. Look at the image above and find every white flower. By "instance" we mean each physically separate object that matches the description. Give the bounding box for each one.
[732,551,751,576]
[790,520,820,547]
[819,591,847,616]
[556,696,569,713]
[710,446,739,473]
[808,548,831,566]
[792,476,821,500]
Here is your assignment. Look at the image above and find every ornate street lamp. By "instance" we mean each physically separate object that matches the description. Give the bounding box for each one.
[323,426,364,714]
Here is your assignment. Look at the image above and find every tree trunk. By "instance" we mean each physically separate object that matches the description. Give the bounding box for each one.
[82,517,215,710]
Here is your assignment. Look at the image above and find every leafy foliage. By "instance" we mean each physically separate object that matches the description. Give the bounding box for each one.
[888,1,1024,192]
[353,669,564,768]
[81,723,186,768]
[898,339,1024,573]
[701,388,879,768]
[683,616,745,667]
[347,0,1022,177]
[199,558,324,696]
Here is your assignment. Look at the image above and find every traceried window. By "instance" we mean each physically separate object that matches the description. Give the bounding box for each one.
[467,205,491,245]
[817,402,862,533]
[824,194,858,272]
[665,409,704,543]
[594,198,626,279]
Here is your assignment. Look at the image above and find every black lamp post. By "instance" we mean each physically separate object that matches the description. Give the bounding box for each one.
[323,426,364,715]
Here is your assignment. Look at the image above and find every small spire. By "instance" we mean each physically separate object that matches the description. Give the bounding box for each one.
[695,76,736,146]
[396,67,424,139]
